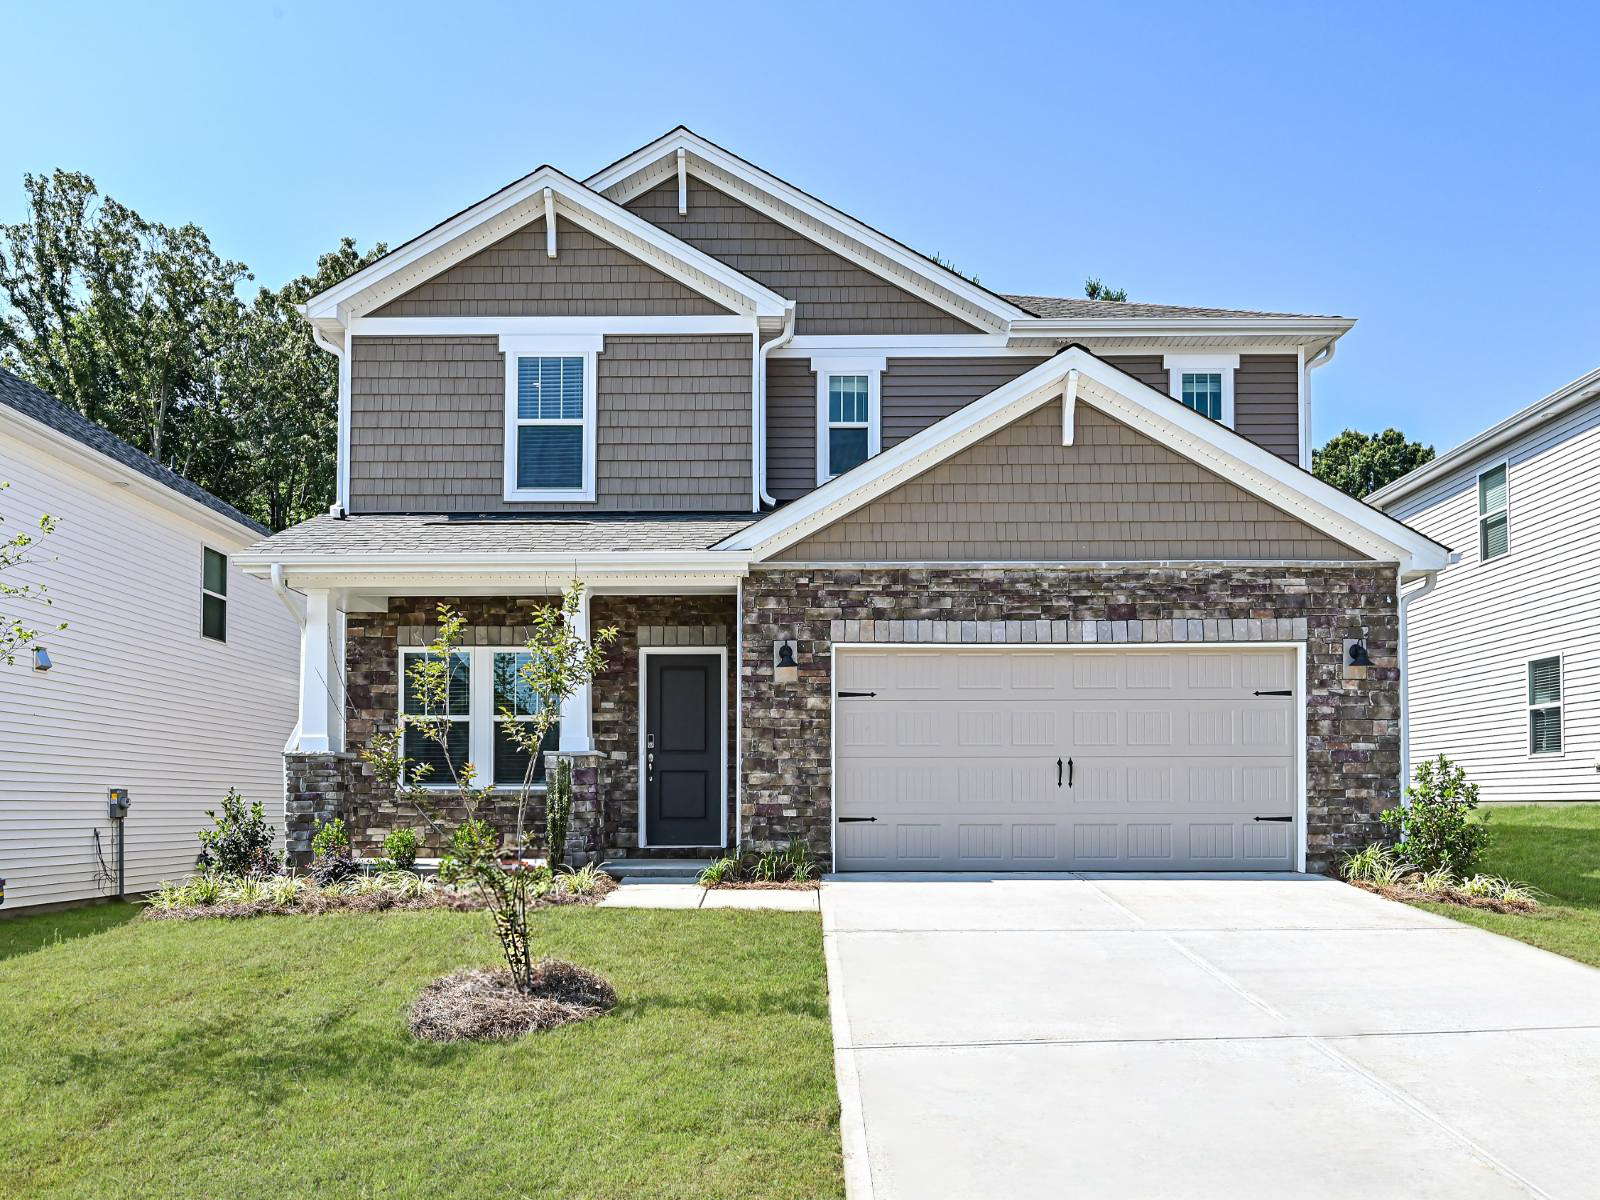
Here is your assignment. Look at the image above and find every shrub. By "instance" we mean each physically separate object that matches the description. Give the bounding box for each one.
[546,757,573,868]
[557,864,606,896]
[382,828,421,871]
[1380,755,1491,875]
[1340,843,1409,887]
[196,789,282,876]
[698,855,739,887]
[309,818,357,885]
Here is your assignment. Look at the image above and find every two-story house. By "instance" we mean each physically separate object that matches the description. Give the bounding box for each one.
[237,128,1448,874]
[1371,367,1600,805]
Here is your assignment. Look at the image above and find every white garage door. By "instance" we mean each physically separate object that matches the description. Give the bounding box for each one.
[833,646,1300,872]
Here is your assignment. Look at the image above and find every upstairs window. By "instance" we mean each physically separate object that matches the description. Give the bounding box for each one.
[201,547,227,642]
[1164,354,1237,425]
[1478,462,1509,561]
[1179,372,1224,420]
[501,336,600,503]
[813,356,885,485]
[1528,655,1563,755]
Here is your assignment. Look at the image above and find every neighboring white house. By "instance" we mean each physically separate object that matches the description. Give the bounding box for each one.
[1372,366,1600,805]
[0,369,300,909]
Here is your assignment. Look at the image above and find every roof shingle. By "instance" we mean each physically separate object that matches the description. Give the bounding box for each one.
[1002,294,1343,321]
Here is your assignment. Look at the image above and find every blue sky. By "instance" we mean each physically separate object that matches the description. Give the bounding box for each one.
[5,1,1597,452]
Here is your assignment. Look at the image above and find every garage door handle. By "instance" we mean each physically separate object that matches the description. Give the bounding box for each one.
[1253,816,1293,822]
[837,691,877,698]
[838,816,877,823]
[1253,689,1292,697]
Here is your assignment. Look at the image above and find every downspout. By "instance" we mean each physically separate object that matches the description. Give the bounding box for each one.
[734,574,744,853]
[755,308,798,508]
[311,325,349,516]
[1398,562,1450,803]
[1302,337,1337,471]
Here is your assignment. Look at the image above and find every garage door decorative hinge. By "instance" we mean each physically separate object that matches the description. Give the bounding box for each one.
[838,816,878,823]
[1252,815,1293,822]
[1252,689,1292,697]
[837,690,877,698]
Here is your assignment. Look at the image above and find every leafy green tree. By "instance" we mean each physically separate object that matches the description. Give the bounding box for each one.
[0,482,65,666]
[223,238,386,529]
[1084,278,1128,302]
[1313,428,1435,498]
[0,169,383,530]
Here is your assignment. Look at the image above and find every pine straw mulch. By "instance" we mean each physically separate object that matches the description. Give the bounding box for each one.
[409,961,618,1042]
[143,875,616,921]
[702,879,821,891]
[1349,880,1540,914]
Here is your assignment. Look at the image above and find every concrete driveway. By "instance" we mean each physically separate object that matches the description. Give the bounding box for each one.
[822,873,1600,1200]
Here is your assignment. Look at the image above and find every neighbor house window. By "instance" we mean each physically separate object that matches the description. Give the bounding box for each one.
[1479,462,1509,561]
[501,336,600,502]
[1528,655,1563,755]
[813,356,885,484]
[201,547,227,642]
[400,647,558,787]
[1164,354,1238,425]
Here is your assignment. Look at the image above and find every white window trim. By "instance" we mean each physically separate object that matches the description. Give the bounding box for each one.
[1164,353,1239,427]
[201,547,227,642]
[398,646,554,790]
[1477,458,1511,564]
[1526,651,1564,758]
[813,355,886,485]
[500,334,603,503]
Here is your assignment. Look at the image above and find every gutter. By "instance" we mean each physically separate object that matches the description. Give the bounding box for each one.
[756,307,797,508]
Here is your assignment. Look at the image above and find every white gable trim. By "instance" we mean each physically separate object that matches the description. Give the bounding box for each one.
[302,166,791,331]
[715,348,1450,574]
[585,128,1028,335]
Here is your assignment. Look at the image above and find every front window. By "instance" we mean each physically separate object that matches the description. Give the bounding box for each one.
[1528,655,1563,755]
[1479,463,1509,561]
[1179,372,1224,420]
[201,547,227,642]
[400,647,559,787]
[501,336,600,502]
[827,374,871,477]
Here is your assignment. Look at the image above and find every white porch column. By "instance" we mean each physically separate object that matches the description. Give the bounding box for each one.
[558,585,594,753]
[296,589,344,753]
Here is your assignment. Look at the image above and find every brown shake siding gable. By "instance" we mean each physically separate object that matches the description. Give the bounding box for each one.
[625,176,981,335]
[348,335,753,513]
[371,217,730,317]
[773,400,1364,563]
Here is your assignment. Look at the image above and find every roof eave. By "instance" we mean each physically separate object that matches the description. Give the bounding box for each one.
[1007,316,1357,339]
[1369,366,1600,509]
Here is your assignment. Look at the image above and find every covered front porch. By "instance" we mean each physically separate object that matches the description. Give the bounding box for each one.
[237,515,755,867]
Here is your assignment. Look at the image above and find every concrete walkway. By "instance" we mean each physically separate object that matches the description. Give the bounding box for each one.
[598,880,819,910]
[822,873,1600,1200]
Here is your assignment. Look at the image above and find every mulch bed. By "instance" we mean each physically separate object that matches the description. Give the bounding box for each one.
[143,876,615,921]
[702,880,821,891]
[1350,880,1539,914]
[410,961,618,1042]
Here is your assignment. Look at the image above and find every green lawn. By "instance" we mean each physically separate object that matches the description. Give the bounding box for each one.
[0,904,842,1199]
[1414,804,1600,968]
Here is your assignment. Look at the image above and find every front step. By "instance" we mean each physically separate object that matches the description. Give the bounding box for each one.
[600,858,712,882]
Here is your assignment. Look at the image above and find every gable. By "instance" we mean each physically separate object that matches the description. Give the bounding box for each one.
[625,177,981,335]
[772,399,1366,563]
[371,216,732,317]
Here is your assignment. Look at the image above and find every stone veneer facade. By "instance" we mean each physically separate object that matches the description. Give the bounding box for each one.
[285,594,736,865]
[739,563,1401,875]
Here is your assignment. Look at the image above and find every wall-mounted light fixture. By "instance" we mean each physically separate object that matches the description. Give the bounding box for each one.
[774,639,798,685]
[31,646,52,672]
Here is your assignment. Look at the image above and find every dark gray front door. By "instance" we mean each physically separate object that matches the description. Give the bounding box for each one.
[644,653,722,847]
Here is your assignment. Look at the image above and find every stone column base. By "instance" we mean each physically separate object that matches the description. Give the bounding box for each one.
[550,751,606,867]
[284,752,356,868]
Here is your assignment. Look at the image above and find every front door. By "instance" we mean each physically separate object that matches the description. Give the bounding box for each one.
[643,652,723,847]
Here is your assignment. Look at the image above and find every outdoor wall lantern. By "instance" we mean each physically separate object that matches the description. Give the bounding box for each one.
[32,646,52,672]
[1343,638,1371,668]
[774,639,798,685]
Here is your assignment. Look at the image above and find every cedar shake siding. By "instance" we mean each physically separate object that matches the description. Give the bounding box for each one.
[774,401,1364,563]
[348,335,753,513]
[1235,354,1301,463]
[765,354,1299,502]
[625,176,981,335]
[371,218,730,317]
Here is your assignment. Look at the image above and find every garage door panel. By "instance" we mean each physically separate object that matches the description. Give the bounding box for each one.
[835,646,1300,872]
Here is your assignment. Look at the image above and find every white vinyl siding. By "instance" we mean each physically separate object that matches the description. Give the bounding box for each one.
[0,427,299,909]
[1381,392,1600,803]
